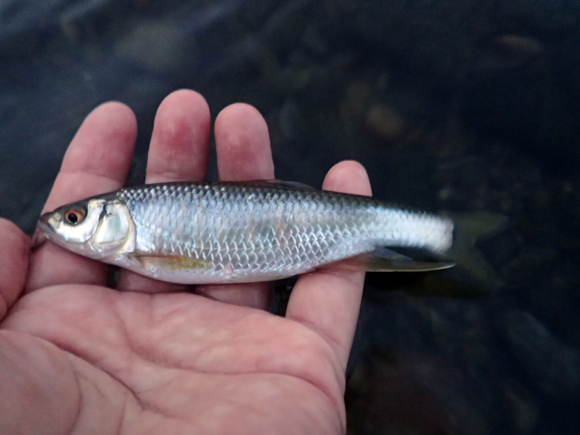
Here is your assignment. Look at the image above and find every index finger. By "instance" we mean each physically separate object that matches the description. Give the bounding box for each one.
[285,161,371,370]
[25,102,137,292]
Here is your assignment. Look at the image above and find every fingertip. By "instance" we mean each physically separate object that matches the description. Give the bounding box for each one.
[93,100,136,119]
[215,103,270,152]
[322,160,372,196]
[156,89,211,122]
[145,89,211,183]
[61,101,138,178]
[88,101,138,139]
[215,103,273,180]
[154,89,211,147]
[215,103,265,129]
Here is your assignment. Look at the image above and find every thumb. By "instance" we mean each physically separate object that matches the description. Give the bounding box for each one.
[0,219,30,320]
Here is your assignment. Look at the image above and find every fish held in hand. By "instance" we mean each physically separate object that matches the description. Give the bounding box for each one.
[36,181,454,284]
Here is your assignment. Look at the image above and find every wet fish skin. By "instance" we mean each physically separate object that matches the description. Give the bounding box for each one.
[37,181,453,284]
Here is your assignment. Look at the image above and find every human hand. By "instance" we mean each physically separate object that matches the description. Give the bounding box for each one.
[0,90,371,434]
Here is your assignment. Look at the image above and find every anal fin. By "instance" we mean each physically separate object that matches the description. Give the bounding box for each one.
[334,247,455,272]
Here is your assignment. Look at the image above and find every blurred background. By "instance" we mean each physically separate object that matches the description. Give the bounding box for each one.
[1,0,580,433]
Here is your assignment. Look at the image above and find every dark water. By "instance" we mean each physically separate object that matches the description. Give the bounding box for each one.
[2,1,580,433]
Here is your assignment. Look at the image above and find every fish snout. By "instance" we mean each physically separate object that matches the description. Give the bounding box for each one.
[32,212,58,249]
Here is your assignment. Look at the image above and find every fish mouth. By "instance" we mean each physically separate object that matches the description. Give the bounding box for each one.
[31,213,53,249]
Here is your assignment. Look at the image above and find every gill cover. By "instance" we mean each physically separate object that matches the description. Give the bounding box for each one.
[85,199,134,257]
[93,200,132,245]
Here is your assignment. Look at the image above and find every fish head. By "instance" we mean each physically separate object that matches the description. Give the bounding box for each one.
[37,197,134,259]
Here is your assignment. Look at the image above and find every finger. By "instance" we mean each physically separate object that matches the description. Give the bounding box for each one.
[214,103,274,180]
[116,90,211,293]
[195,104,274,309]
[0,220,30,320]
[26,103,137,292]
[143,90,210,184]
[285,161,371,370]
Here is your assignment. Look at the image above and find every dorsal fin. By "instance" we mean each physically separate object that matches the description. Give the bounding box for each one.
[242,180,316,190]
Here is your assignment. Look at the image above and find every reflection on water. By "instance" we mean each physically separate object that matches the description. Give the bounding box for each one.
[2,0,580,433]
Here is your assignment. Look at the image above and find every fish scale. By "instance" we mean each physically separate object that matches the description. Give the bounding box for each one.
[108,182,453,284]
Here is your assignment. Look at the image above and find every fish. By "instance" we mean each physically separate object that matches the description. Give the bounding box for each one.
[35,181,454,284]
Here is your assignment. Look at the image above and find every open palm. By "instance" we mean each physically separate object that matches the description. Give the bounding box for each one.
[0,90,371,435]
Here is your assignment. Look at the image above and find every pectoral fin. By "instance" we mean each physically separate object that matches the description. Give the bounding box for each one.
[334,247,455,272]
[134,255,207,271]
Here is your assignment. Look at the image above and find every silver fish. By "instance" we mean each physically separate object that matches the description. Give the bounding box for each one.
[36,181,454,284]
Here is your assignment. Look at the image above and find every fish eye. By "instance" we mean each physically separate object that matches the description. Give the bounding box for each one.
[64,208,85,225]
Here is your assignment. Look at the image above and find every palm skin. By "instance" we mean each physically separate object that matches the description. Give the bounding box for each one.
[0,90,371,435]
